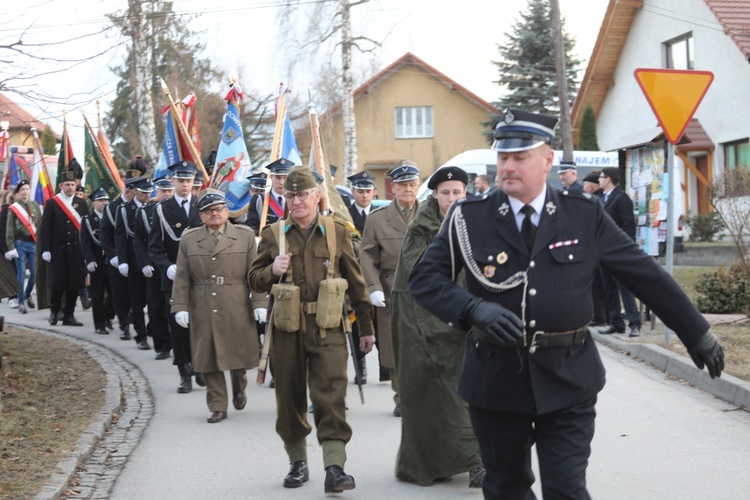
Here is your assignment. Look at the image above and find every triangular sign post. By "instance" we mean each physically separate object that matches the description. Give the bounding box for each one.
[634,68,713,144]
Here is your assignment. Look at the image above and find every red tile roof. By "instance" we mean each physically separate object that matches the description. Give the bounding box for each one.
[703,0,750,59]
[677,118,715,152]
[0,92,48,132]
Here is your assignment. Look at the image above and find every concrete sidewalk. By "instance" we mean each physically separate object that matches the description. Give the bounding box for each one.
[7,299,749,499]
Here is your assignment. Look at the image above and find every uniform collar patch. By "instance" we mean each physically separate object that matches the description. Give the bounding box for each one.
[498,202,510,217]
[545,201,556,216]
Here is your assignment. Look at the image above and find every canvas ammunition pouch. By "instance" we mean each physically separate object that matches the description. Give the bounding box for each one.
[315,217,347,331]
[271,219,302,332]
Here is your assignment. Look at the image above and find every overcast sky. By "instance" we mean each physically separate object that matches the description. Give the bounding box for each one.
[1,0,609,156]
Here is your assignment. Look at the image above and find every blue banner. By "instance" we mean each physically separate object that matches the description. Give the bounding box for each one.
[282,114,302,166]
[153,109,182,181]
[212,100,252,214]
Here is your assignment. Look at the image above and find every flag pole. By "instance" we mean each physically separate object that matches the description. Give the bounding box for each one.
[308,91,329,214]
[159,78,209,182]
[259,84,290,230]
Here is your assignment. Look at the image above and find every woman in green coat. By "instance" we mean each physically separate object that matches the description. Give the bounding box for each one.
[391,167,485,487]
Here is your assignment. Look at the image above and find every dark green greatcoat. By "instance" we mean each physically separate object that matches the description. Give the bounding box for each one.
[391,195,481,485]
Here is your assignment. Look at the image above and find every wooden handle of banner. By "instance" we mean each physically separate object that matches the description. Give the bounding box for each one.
[259,88,289,231]
[308,97,329,214]
[160,78,209,184]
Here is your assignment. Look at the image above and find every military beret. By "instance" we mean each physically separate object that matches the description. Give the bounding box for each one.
[428,166,468,189]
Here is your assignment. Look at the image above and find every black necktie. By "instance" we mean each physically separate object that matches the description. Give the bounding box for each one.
[278,195,284,208]
[361,209,367,222]
[520,205,536,251]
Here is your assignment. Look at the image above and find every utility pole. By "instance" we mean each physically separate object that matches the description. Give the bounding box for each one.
[549,0,574,161]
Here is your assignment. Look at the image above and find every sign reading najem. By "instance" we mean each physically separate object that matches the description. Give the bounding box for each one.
[634,69,714,144]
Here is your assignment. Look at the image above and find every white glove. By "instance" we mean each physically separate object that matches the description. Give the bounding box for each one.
[167,264,177,281]
[254,308,267,324]
[87,261,97,273]
[110,256,119,267]
[42,251,52,263]
[118,263,129,277]
[4,249,18,260]
[142,265,154,278]
[175,311,189,328]
[370,290,386,307]
[254,236,261,250]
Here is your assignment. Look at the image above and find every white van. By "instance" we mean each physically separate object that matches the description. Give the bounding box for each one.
[418,149,619,200]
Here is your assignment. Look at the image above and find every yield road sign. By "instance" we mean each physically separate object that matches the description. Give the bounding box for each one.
[634,69,714,144]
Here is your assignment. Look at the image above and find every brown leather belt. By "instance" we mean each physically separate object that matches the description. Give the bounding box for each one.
[472,326,589,353]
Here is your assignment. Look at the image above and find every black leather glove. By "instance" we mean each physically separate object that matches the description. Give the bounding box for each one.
[687,331,724,379]
[463,298,524,347]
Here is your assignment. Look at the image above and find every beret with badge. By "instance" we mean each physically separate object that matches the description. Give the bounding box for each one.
[427,166,469,190]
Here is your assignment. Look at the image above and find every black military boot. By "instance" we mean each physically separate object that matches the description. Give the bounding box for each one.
[177,364,192,394]
[189,363,206,387]
[283,460,309,488]
[324,465,355,493]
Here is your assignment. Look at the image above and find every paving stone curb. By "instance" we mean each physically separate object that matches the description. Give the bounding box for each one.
[592,330,750,409]
[10,325,155,500]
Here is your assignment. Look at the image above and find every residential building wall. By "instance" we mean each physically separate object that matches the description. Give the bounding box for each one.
[298,58,495,195]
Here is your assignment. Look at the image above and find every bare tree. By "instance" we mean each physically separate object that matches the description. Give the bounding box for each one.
[127,0,158,163]
[276,0,384,179]
[707,169,750,270]
[0,14,120,110]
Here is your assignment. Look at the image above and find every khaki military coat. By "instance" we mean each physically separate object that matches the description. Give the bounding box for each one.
[358,199,418,369]
[171,222,262,373]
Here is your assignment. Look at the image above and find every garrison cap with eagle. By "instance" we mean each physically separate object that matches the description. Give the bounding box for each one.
[168,160,197,179]
[386,160,420,183]
[347,171,375,190]
[492,108,559,152]
[427,166,469,189]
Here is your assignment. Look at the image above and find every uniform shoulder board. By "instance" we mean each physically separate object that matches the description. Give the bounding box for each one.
[369,204,388,215]
[182,226,202,237]
[460,193,491,205]
[233,224,252,233]
[559,188,597,202]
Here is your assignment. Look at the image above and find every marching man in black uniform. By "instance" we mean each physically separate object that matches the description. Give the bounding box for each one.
[38,169,88,326]
[135,176,174,360]
[346,170,376,384]
[408,108,725,499]
[81,187,114,335]
[100,170,139,340]
[149,160,204,393]
[115,175,154,351]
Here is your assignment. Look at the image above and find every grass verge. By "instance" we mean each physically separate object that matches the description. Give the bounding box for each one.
[0,326,106,498]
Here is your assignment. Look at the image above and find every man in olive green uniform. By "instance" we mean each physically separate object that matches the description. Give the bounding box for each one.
[249,166,374,494]
[358,161,420,417]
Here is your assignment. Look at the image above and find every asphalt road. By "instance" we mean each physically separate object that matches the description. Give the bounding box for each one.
[8,303,750,499]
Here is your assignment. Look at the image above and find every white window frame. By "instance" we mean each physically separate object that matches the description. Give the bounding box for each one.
[664,33,694,70]
[395,106,433,139]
